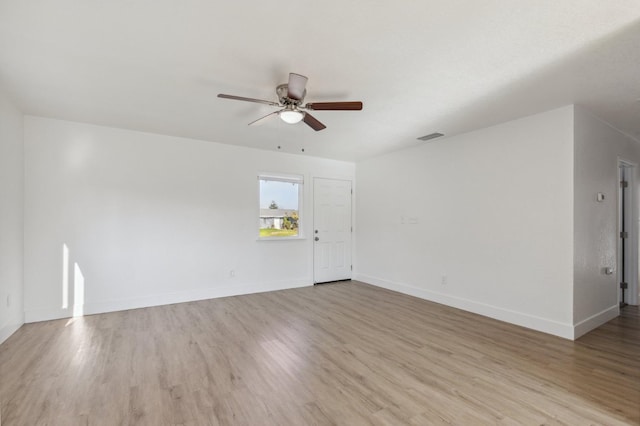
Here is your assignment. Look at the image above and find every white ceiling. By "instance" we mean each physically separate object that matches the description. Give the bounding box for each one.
[1,1,640,161]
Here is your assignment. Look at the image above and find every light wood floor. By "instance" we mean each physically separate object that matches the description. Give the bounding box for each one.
[1,281,638,425]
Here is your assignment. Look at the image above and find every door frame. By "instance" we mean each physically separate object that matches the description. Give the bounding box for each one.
[617,159,639,306]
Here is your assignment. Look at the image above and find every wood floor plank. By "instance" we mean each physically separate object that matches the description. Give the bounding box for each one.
[1,281,638,425]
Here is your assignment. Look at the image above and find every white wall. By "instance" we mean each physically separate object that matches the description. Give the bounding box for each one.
[21,106,639,338]
[573,107,640,337]
[23,117,354,322]
[355,106,576,338]
[0,90,24,344]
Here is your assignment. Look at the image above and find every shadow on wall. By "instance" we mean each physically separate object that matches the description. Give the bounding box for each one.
[62,243,85,317]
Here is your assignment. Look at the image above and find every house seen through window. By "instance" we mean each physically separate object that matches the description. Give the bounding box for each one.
[259,174,303,238]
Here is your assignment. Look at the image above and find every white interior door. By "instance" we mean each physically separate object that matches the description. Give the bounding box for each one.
[313,178,352,283]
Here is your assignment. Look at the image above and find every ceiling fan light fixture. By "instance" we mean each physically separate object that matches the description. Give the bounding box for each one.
[280,110,304,124]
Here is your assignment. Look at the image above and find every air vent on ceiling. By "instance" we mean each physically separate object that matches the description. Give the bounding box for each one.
[417,132,444,141]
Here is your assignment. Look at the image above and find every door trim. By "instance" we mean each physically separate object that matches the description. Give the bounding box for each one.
[618,159,639,306]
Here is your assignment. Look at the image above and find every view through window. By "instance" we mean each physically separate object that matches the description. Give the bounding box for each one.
[259,174,303,238]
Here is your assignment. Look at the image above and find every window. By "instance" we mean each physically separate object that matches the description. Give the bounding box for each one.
[258,174,303,239]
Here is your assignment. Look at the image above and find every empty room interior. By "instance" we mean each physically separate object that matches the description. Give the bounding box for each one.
[1,1,640,425]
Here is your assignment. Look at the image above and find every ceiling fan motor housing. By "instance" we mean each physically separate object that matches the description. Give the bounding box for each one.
[276,84,305,106]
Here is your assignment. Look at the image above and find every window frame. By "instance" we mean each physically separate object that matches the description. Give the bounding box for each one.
[257,173,304,241]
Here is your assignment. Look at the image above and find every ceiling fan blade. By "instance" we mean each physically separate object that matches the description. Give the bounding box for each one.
[287,73,308,101]
[218,94,280,107]
[248,111,281,126]
[305,101,363,111]
[303,112,326,131]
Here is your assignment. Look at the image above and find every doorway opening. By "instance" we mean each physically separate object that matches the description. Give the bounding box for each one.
[618,161,639,307]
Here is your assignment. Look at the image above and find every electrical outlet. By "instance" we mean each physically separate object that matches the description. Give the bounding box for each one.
[230,270,235,278]
[441,275,447,285]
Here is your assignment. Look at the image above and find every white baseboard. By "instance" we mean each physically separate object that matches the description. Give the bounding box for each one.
[24,279,312,323]
[0,321,24,346]
[354,273,575,340]
[573,305,619,339]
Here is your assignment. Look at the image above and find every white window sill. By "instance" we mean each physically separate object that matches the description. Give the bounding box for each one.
[257,236,306,242]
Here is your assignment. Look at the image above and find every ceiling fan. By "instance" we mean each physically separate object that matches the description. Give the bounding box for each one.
[217,73,363,131]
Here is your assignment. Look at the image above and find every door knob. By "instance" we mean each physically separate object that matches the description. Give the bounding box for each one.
[315,237,319,241]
